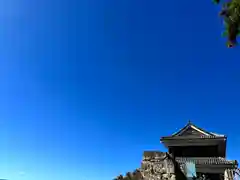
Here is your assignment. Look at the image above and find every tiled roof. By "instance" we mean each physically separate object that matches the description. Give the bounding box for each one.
[175,157,237,165]
[210,132,225,137]
[161,121,226,139]
[161,135,224,139]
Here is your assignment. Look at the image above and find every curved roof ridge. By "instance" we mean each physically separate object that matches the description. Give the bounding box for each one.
[167,121,226,138]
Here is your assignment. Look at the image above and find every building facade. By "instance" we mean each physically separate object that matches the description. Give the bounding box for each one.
[161,121,238,180]
[115,121,238,180]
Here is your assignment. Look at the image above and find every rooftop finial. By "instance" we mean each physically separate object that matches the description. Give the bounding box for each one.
[188,120,191,124]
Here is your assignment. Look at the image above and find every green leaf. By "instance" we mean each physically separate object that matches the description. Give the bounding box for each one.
[222,31,228,37]
[213,0,220,4]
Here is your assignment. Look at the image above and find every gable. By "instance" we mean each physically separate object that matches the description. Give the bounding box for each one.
[177,126,209,137]
[173,122,212,137]
[160,121,226,145]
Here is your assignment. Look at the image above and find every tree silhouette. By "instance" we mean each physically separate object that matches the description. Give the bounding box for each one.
[213,0,240,47]
[113,169,144,180]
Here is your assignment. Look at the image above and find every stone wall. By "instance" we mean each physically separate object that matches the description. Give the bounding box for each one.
[114,151,177,180]
[141,151,176,180]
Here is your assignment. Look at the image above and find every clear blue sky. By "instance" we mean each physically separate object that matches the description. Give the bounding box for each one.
[0,0,240,179]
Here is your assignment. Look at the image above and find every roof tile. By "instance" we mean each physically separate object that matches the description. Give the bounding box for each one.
[176,157,237,165]
[161,121,226,139]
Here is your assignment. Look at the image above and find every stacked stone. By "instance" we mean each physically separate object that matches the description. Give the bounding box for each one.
[114,151,177,180]
[141,151,176,180]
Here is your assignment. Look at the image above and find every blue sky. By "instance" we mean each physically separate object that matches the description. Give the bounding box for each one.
[0,0,240,179]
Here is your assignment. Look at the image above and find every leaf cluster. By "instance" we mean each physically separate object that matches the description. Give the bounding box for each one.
[214,0,240,47]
